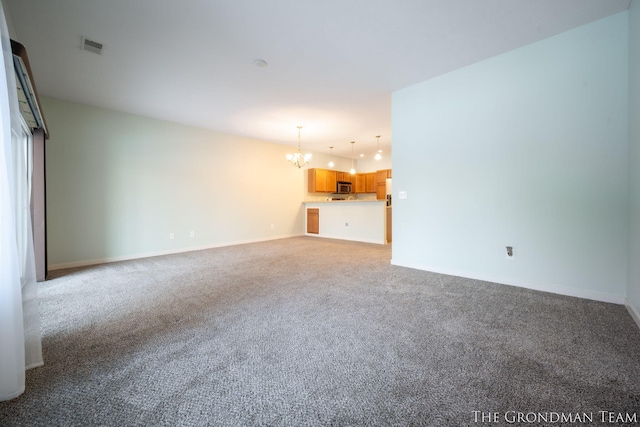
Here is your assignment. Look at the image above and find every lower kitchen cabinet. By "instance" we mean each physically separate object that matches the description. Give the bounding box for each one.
[307,208,319,234]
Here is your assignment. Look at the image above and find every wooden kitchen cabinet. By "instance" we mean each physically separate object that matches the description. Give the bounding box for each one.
[326,170,337,192]
[336,171,352,183]
[309,168,349,192]
[308,168,332,192]
[307,208,319,234]
[354,172,376,193]
[310,168,382,194]
[376,169,390,184]
[376,169,392,199]
[354,173,365,193]
[308,169,326,192]
[365,172,375,193]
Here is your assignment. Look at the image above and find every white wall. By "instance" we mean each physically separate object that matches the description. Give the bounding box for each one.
[310,152,354,172]
[0,0,16,39]
[392,12,628,303]
[357,156,392,174]
[43,97,308,268]
[628,1,640,321]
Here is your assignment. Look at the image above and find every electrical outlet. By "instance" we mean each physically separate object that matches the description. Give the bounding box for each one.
[169,232,175,240]
[506,246,514,259]
[399,191,407,199]
[190,231,195,238]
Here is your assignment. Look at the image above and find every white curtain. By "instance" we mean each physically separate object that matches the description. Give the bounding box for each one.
[0,1,43,401]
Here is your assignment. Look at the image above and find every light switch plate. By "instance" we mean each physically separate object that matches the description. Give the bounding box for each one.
[399,191,407,199]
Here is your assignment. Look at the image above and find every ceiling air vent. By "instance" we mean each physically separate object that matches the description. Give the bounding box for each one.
[81,37,103,55]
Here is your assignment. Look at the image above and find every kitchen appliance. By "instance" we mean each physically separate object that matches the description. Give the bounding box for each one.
[336,181,352,194]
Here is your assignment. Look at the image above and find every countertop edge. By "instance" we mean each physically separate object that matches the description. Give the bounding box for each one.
[303,200,386,204]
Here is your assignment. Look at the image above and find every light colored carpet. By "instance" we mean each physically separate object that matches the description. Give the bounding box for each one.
[1,236,639,426]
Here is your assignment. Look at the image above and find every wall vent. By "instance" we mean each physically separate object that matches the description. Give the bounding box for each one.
[81,37,103,55]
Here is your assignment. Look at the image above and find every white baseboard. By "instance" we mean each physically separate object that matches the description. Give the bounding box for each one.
[626,300,640,331]
[391,260,626,305]
[48,234,301,271]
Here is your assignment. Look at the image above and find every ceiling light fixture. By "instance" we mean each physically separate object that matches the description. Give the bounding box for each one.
[375,135,382,160]
[254,59,268,67]
[286,126,312,168]
[349,141,356,175]
[328,146,335,168]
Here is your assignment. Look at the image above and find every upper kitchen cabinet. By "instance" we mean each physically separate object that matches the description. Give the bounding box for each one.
[376,169,392,183]
[308,168,340,193]
[308,168,330,192]
[337,171,352,183]
[309,168,384,194]
[327,170,337,192]
[354,174,365,193]
[354,172,376,193]
[365,172,375,193]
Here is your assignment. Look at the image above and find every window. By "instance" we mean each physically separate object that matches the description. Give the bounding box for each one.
[11,114,33,284]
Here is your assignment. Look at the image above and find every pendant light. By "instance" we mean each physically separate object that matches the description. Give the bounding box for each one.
[286,126,312,168]
[328,146,335,168]
[349,141,356,175]
[374,135,382,160]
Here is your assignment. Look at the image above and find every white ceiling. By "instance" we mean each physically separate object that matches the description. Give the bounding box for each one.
[5,0,631,158]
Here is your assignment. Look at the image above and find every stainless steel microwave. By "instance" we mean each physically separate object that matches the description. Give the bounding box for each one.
[336,181,352,194]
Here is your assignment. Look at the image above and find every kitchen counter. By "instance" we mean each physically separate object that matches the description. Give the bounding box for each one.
[304,200,389,244]
[303,199,383,203]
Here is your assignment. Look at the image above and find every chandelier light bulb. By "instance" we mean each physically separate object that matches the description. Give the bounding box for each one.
[375,135,382,161]
[328,146,335,168]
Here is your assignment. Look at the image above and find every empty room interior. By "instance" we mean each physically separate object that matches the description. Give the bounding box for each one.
[2,0,640,425]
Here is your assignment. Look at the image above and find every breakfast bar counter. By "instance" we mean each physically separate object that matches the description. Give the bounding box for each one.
[303,200,389,244]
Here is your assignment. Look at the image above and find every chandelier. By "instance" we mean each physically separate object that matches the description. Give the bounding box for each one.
[286,126,312,168]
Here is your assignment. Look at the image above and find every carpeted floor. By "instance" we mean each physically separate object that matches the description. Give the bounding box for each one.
[1,236,639,426]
